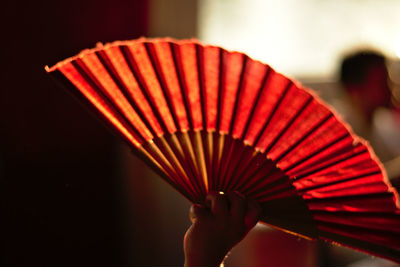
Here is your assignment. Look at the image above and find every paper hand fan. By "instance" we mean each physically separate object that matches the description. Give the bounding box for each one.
[46,38,400,262]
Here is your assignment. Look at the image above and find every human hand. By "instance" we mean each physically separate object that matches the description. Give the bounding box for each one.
[184,192,261,267]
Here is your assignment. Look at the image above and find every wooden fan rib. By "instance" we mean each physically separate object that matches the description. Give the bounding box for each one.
[176,131,208,196]
[214,64,273,190]
[71,59,149,144]
[121,44,177,135]
[162,134,203,193]
[201,46,221,131]
[143,42,181,132]
[152,41,190,131]
[141,141,195,201]
[191,131,209,192]
[224,144,258,191]
[238,165,287,196]
[214,133,226,190]
[94,49,159,137]
[220,138,253,190]
[216,134,236,191]
[227,151,267,191]
[77,54,156,141]
[196,45,218,192]
[245,178,294,200]
[153,136,202,200]
[201,131,214,191]
[195,44,208,131]
[171,43,203,130]
[51,67,141,148]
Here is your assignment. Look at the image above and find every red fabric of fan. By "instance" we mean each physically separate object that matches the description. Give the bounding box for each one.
[46,38,400,262]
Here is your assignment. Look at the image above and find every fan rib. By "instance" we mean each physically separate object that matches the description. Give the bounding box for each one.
[224,145,257,191]
[152,42,190,131]
[264,95,314,154]
[163,134,204,196]
[142,142,193,199]
[241,67,272,140]
[176,132,208,197]
[172,43,203,130]
[170,43,195,130]
[153,136,201,200]
[94,50,157,137]
[293,148,368,181]
[143,42,181,132]
[191,131,209,192]
[119,45,172,136]
[228,56,249,135]
[71,59,148,143]
[51,67,141,148]
[128,43,178,134]
[195,44,208,131]
[230,151,272,191]
[305,192,397,206]
[253,81,293,149]
[215,48,224,132]
[282,132,350,173]
[275,113,334,163]
[299,169,381,194]
[218,51,246,134]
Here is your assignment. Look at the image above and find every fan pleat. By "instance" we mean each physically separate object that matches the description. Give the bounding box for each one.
[306,193,399,212]
[269,102,332,162]
[317,222,400,250]
[313,211,400,233]
[151,42,190,131]
[231,60,269,139]
[47,38,400,262]
[96,48,161,137]
[71,59,149,144]
[218,51,246,134]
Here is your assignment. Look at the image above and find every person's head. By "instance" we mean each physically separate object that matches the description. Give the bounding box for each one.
[340,50,391,119]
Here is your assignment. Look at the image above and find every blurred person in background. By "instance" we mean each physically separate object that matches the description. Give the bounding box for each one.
[338,51,400,188]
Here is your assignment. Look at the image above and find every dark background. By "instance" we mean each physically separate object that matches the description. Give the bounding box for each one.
[0,1,172,266]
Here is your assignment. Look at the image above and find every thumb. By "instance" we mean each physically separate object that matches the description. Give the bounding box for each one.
[189,204,209,223]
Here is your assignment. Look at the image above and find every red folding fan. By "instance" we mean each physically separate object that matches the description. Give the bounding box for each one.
[46,38,400,262]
